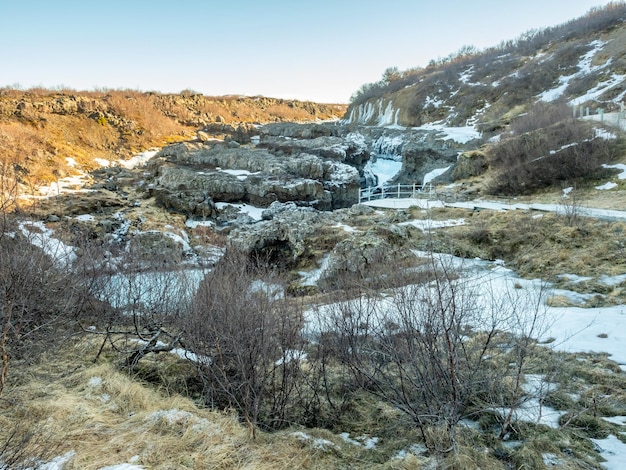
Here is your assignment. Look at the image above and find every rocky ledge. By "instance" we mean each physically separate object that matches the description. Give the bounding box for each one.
[145,138,361,213]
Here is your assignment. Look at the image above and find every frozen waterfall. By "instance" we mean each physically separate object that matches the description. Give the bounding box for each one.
[363,135,404,189]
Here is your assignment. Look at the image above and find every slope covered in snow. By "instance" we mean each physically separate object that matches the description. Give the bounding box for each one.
[345,4,626,132]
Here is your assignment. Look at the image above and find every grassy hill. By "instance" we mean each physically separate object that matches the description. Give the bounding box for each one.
[0,88,346,189]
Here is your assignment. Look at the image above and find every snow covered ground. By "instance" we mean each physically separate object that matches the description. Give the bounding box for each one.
[363,196,626,222]
[355,198,626,366]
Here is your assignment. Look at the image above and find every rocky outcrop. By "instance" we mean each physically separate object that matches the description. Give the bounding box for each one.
[264,122,483,186]
[259,133,370,167]
[196,123,259,144]
[451,150,488,180]
[258,121,485,191]
[226,200,417,285]
[146,141,360,212]
[227,207,322,268]
[260,122,340,139]
[399,134,467,185]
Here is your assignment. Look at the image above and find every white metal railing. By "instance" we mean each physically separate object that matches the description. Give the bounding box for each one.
[358,183,432,203]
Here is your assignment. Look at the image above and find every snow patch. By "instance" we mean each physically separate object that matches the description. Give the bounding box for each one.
[415,123,481,144]
[275,350,308,366]
[95,157,112,167]
[119,149,159,169]
[602,416,626,425]
[591,435,626,470]
[423,166,451,185]
[291,432,340,452]
[215,202,265,221]
[18,221,77,267]
[540,40,609,103]
[596,182,618,190]
[220,169,259,180]
[299,254,331,287]
[393,444,428,459]
[603,164,626,179]
[400,218,466,232]
[569,73,626,106]
[88,376,103,387]
[339,432,379,449]
[30,451,76,470]
[185,219,214,229]
[595,128,617,140]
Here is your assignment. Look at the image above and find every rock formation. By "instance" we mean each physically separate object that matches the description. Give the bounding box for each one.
[145,140,361,212]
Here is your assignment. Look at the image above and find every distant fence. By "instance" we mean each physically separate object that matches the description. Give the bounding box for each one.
[358,183,433,203]
[577,104,626,131]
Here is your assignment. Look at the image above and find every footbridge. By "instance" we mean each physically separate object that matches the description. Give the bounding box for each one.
[358,183,433,204]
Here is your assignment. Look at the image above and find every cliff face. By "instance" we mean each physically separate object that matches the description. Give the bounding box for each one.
[0,89,346,186]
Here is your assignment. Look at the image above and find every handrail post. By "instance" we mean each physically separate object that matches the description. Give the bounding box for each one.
[397,183,401,199]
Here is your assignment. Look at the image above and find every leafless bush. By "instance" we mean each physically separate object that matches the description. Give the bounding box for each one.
[0,425,60,470]
[559,186,586,227]
[313,252,552,452]
[81,242,198,369]
[510,100,573,135]
[488,119,619,195]
[0,218,90,395]
[184,250,306,434]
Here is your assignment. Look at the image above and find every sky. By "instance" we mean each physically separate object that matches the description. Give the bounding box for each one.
[0,0,620,103]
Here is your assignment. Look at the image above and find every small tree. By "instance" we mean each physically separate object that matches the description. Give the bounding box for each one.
[82,240,198,369]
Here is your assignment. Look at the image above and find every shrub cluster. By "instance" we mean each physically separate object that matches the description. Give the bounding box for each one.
[487,102,622,195]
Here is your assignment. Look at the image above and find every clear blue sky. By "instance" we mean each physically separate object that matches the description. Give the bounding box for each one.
[0,1,618,103]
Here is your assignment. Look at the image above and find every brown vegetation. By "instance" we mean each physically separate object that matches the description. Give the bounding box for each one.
[0,88,346,194]
[486,102,624,195]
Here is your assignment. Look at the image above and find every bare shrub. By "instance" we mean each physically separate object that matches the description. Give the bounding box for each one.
[184,250,306,434]
[0,425,60,470]
[313,251,552,452]
[81,241,198,370]
[509,100,573,135]
[487,119,619,195]
[0,218,90,395]
[559,186,586,227]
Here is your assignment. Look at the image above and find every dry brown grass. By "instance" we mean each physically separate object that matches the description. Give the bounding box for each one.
[428,207,626,304]
[0,338,351,470]
[106,91,184,140]
[265,104,313,122]
[0,88,344,200]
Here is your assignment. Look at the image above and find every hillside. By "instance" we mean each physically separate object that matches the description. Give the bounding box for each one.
[0,88,346,188]
[346,3,626,130]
